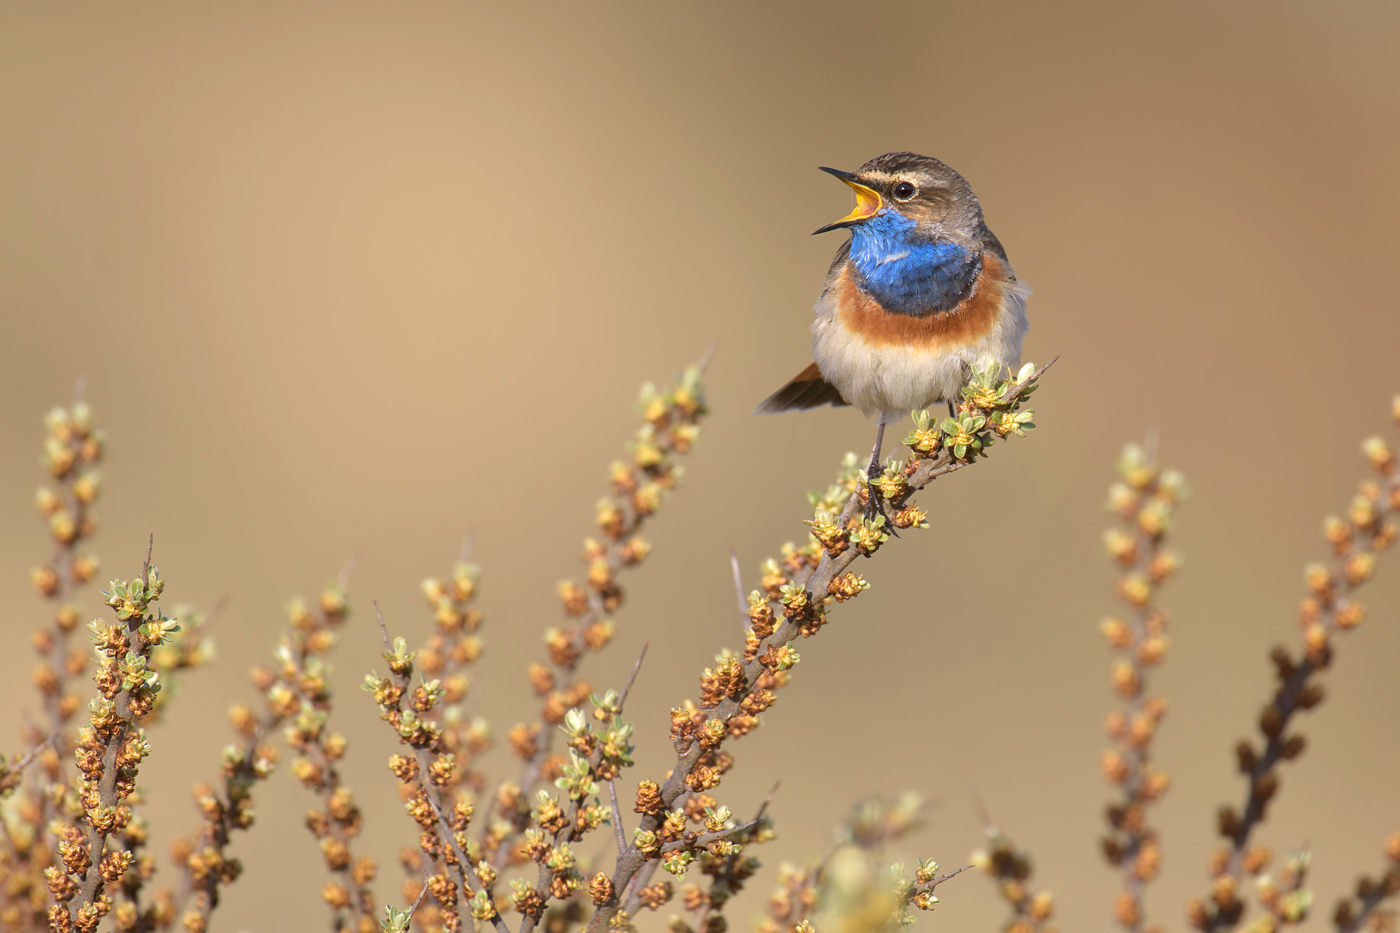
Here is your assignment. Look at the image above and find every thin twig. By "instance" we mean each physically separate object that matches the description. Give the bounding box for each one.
[191,594,232,635]
[698,781,782,929]
[608,779,627,855]
[141,533,154,581]
[10,733,56,772]
[659,818,762,855]
[405,873,432,925]
[730,547,747,627]
[697,343,718,373]
[754,780,780,821]
[374,600,392,650]
[620,861,661,917]
[618,642,649,713]
[916,864,974,893]
[599,638,652,885]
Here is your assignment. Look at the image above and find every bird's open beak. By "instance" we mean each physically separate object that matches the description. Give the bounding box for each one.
[812,166,883,235]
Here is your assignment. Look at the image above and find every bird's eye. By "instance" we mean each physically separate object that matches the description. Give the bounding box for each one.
[892,181,917,201]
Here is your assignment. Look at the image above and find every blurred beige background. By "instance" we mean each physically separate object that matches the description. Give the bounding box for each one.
[3,1,1399,930]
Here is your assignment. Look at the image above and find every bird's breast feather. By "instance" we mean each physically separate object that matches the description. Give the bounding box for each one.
[833,253,1012,351]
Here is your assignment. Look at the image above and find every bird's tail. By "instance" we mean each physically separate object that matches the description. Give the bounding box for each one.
[753,362,850,415]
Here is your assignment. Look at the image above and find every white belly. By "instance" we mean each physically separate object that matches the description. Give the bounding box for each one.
[810,279,1030,424]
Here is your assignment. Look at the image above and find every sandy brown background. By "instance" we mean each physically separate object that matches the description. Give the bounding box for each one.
[3,1,1399,930]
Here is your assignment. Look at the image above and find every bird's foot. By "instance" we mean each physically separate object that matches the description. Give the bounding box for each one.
[862,460,882,522]
[862,462,899,536]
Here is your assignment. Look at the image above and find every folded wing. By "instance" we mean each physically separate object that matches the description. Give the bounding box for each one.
[754,362,850,415]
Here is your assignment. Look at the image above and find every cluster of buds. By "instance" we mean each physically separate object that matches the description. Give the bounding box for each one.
[1189,847,1315,933]
[144,604,217,726]
[757,864,818,933]
[657,453,889,897]
[253,580,377,933]
[525,367,708,762]
[1099,443,1186,933]
[46,563,175,933]
[602,367,1049,933]
[0,764,59,927]
[754,797,951,933]
[971,826,1057,933]
[417,561,491,787]
[1255,849,1313,931]
[173,595,339,931]
[21,358,1055,933]
[1,399,104,929]
[1332,833,1400,933]
[385,557,495,928]
[30,403,105,768]
[902,361,1040,463]
[902,859,952,914]
[1195,413,1400,933]
[713,456,870,767]
[367,623,483,933]
[675,815,767,933]
[408,683,635,924]
[601,720,767,928]
[563,702,633,781]
[454,368,709,930]
[507,691,637,921]
[837,796,954,927]
[847,793,924,851]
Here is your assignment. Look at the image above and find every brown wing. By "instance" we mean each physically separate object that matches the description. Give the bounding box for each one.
[754,361,850,415]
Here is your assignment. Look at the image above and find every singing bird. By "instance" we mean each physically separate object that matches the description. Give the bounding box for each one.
[756,151,1030,481]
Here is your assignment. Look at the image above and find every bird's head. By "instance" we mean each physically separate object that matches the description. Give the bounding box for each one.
[813,152,985,245]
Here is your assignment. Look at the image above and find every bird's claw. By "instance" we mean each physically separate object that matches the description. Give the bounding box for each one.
[862,466,900,536]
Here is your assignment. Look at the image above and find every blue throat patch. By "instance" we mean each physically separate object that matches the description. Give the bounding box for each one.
[848,210,978,316]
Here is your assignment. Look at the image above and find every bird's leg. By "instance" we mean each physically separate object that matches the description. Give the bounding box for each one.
[865,421,887,477]
[863,421,887,522]
[947,399,957,419]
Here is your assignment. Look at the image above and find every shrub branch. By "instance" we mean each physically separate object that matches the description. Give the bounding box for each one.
[586,359,1051,933]
[1191,407,1400,933]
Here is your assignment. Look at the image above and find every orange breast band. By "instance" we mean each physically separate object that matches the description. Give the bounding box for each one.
[835,253,1007,350]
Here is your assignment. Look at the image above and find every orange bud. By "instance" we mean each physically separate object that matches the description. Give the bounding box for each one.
[1100,750,1131,784]
[1100,617,1132,649]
